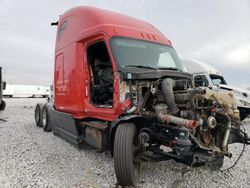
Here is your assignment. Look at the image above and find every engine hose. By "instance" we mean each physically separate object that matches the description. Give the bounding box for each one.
[161,78,179,115]
[157,111,199,129]
[220,122,246,171]
[126,106,137,114]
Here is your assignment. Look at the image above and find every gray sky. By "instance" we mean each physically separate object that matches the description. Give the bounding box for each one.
[0,0,249,87]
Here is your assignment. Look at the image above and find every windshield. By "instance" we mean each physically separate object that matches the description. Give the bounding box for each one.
[110,37,185,71]
[210,74,227,85]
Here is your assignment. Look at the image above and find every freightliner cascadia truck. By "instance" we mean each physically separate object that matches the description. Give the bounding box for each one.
[34,6,250,186]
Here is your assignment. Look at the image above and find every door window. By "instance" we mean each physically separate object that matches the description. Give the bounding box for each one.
[87,41,114,106]
[194,75,209,87]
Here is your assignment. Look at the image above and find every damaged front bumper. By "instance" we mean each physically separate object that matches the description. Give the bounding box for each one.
[138,121,250,170]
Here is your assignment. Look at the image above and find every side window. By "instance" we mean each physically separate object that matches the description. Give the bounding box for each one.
[86,41,114,106]
[194,75,208,87]
[58,20,67,40]
[211,78,222,85]
[55,54,64,86]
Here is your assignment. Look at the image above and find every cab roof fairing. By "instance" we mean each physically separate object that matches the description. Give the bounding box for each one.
[55,6,172,50]
[182,59,222,76]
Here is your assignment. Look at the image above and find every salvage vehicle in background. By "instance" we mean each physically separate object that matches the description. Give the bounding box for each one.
[0,67,6,110]
[3,84,50,98]
[2,84,14,98]
[34,6,250,186]
[183,59,250,121]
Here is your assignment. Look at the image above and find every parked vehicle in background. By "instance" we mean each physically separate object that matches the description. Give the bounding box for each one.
[3,84,14,98]
[34,6,250,187]
[3,84,51,98]
[0,67,6,110]
[183,59,250,120]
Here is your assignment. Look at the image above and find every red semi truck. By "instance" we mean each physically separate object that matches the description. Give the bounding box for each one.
[35,6,249,186]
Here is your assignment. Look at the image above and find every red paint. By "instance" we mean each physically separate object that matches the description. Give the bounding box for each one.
[54,6,172,121]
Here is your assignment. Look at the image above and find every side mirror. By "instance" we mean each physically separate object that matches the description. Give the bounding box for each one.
[3,81,6,90]
[51,21,58,26]
[50,84,54,91]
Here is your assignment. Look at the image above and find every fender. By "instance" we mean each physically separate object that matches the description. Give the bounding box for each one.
[109,115,140,156]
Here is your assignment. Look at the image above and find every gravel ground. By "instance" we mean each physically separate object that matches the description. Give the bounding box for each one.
[0,98,250,188]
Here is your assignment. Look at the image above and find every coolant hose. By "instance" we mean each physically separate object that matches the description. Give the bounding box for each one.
[161,78,179,115]
[157,111,198,129]
[126,106,137,114]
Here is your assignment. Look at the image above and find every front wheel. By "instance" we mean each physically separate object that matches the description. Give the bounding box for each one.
[114,123,141,187]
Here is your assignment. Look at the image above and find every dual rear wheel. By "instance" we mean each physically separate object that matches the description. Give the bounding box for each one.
[35,104,140,186]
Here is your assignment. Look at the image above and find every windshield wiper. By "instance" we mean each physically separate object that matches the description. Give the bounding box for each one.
[124,65,157,70]
[157,67,182,72]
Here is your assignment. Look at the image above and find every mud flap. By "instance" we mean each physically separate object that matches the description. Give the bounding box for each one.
[206,156,224,170]
[51,109,82,146]
[228,127,250,145]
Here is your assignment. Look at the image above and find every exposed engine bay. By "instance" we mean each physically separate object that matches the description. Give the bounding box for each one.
[119,74,250,169]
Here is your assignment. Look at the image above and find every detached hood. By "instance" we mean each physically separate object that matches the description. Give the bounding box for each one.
[219,84,250,108]
[219,84,250,96]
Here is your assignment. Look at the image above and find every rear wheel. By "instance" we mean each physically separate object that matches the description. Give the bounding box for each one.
[34,103,44,127]
[114,123,141,186]
[41,104,52,132]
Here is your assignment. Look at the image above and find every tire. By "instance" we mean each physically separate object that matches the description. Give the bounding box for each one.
[0,100,6,111]
[114,123,141,187]
[34,103,44,127]
[41,104,52,132]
